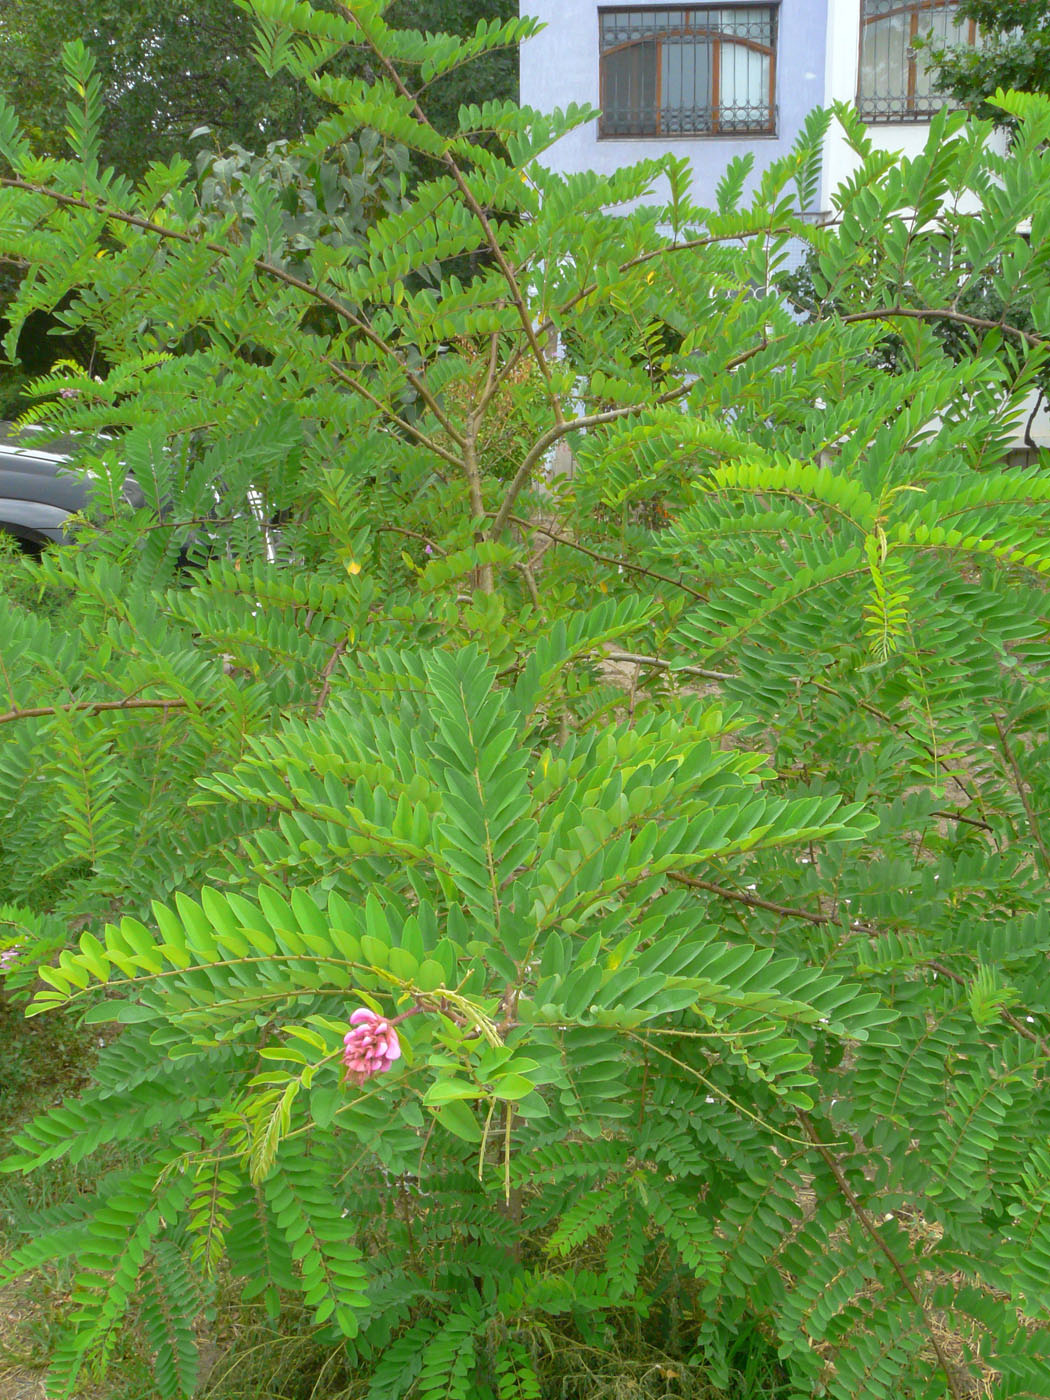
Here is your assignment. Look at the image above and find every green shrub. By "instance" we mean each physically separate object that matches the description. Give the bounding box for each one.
[1,9,1050,1398]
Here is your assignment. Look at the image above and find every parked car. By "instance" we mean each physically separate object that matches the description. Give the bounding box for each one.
[0,422,144,552]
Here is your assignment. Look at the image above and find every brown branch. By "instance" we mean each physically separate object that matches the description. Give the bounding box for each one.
[797,1112,968,1400]
[499,514,707,601]
[501,298,1046,469]
[484,302,1046,529]
[490,381,692,540]
[573,641,992,832]
[477,329,502,415]
[493,244,1046,429]
[313,639,349,718]
[930,808,993,832]
[605,651,733,683]
[0,175,466,448]
[841,304,1046,348]
[668,872,830,925]
[0,651,17,712]
[926,960,1050,1052]
[993,715,1050,874]
[676,878,1045,1053]
[321,355,462,468]
[515,559,543,614]
[588,650,993,826]
[0,697,190,726]
[376,524,446,555]
[800,674,987,818]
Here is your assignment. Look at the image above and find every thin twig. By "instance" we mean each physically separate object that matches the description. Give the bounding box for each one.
[678,876,1046,1053]
[599,655,992,825]
[797,1112,968,1400]
[667,872,830,925]
[313,639,349,718]
[475,329,503,418]
[930,808,992,832]
[321,355,462,467]
[515,560,543,614]
[587,640,993,831]
[0,651,17,711]
[591,648,993,831]
[376,524,446,556]
[498,514,706,601]
[487,301,1047,517]
[0,697,190,726]
[993,714,1050,874]
[842,304,1046,348]
[605,651,733,682]
[926,960,1050,1053]
[489,383,692,539]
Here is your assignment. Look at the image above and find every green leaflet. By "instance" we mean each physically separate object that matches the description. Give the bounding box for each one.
[426,646,538,936]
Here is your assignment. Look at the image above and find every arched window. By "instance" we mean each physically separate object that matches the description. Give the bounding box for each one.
[598,7,777,137]
[858,0,977,123]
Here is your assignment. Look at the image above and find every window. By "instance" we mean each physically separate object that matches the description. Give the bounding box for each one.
[858,0,976,123]
[598,7,777,138]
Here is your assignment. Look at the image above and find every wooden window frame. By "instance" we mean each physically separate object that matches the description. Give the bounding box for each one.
[598,6,778,139]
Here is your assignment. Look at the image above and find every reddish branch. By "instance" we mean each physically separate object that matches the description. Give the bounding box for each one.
[797,1112,968,1400]
[313,639,349,718]
[0,697,189,726]
[0,175,465,451]
[676,874,1045,1049]
[500,515,708,601]
[668,872,829,925]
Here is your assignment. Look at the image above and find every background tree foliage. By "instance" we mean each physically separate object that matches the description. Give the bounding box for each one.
[0,0,517,175]
[0,0,320,177]
[2,5,1050,1400]
[0,0,515,415]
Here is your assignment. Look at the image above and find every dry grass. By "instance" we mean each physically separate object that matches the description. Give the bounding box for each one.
[0,1282,48,1400]
[0,1277,151,1400]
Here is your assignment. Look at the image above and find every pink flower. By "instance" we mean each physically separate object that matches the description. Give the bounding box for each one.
[342,1008,401,1085]
[0,945,20,971]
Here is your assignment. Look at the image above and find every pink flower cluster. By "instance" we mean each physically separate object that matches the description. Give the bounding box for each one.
[342,1008,401,1085]
[0,945,20,971]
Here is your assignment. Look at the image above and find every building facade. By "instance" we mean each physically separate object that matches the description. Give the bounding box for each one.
[822,0,980,209]
[519,3,1047,452]
[519,1,978,213]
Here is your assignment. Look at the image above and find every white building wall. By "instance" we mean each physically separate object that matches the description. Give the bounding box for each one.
[517,2,1046,450]
[819,2,1044,449]
[520,1,829,211]
[821,0,1005,212]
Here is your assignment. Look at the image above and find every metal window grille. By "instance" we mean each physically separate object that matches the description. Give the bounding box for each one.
[598,7,777,138]
[858,0,976,122]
